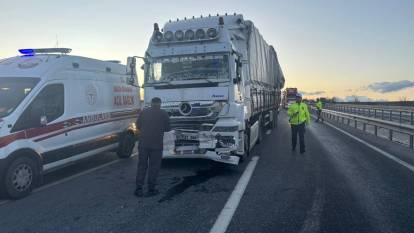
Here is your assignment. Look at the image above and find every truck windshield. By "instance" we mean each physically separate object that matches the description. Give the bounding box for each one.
[0,77,40,118]
[148,54,229,83]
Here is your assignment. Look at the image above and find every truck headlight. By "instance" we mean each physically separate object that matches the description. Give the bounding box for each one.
[153,31,163,42]
[215,135,236,148]
[164,31,174,41]
[175,30,184,41]
[196,29,206,39]
[209,101,225,113]
[207,28,218,38]
[185,30,195,40]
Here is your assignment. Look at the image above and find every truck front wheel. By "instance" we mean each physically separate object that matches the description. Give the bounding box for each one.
[272,110,278,129]
[4,156,39,199]
[257,118,263,144]
[239,131,250,163]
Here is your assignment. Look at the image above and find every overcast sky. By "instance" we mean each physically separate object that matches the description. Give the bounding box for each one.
[1,0,413,101]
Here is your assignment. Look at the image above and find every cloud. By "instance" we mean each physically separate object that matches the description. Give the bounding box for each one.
[301,91,325,96]
[367,80,414,93]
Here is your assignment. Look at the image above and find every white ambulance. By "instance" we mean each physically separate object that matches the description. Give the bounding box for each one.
[0,48,141,199]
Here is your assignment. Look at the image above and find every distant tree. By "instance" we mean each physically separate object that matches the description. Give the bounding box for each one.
[332,97,340,103]
[352,95,360,103]
[399,96,408,102]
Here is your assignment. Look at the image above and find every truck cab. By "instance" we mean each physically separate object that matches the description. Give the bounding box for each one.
[143,14,284,165]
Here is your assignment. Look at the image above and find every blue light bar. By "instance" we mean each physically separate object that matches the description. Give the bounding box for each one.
[18,48,72,55]
[19,49,35,55]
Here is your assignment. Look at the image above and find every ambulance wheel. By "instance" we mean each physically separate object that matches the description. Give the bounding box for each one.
[4,156,39,199]
[117,133,136,158]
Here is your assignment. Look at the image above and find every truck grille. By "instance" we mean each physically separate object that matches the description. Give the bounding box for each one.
[163,101,221,131]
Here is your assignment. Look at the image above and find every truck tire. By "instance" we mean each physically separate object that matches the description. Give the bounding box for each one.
[272,110,278,129]
[257,118,263,144]
[4,156,39,199]
[239,131,250,163]
[117,132,136,158]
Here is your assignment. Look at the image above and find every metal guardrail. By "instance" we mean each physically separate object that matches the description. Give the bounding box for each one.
[327,103,414,111]
[325,104,414,126]
[319,108,414,149]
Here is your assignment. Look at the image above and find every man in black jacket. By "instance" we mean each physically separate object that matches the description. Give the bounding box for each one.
[135,97,170,197]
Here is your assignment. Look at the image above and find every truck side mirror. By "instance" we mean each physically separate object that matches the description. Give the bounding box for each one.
[127,76,135,85]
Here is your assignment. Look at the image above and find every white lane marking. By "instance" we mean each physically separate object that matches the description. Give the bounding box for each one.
[321,120,414,173]
[209,156,260,233]
[0,152,138,207]
[299,189,324,233]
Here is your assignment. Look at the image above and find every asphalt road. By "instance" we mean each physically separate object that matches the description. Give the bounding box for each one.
[1,112,414,233]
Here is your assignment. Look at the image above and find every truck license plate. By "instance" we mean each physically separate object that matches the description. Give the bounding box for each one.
[176,134,198,141]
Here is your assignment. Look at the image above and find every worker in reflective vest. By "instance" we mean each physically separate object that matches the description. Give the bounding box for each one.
[315,99,324,122]
[287,93,310,153]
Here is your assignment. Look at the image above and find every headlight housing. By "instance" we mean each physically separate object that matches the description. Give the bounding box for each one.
[209,101,225,114]
[153,31,163,42]
[185,30,195,40]
[164,31,174,41]
[207,28,218,38]
[196,29,206,39]
[175,30,184,41]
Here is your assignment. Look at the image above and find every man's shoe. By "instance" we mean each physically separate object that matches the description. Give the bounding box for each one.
[300,150,306,154]
[145,189,159,197]
[292,147,296,151]
[134,188,144,197]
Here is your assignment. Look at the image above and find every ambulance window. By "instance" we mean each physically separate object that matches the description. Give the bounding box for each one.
[12,84,64,132]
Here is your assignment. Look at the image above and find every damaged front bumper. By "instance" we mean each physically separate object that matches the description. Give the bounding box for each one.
[162,130,241,165]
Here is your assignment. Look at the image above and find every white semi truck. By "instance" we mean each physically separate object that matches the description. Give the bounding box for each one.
[140,14,285,165]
